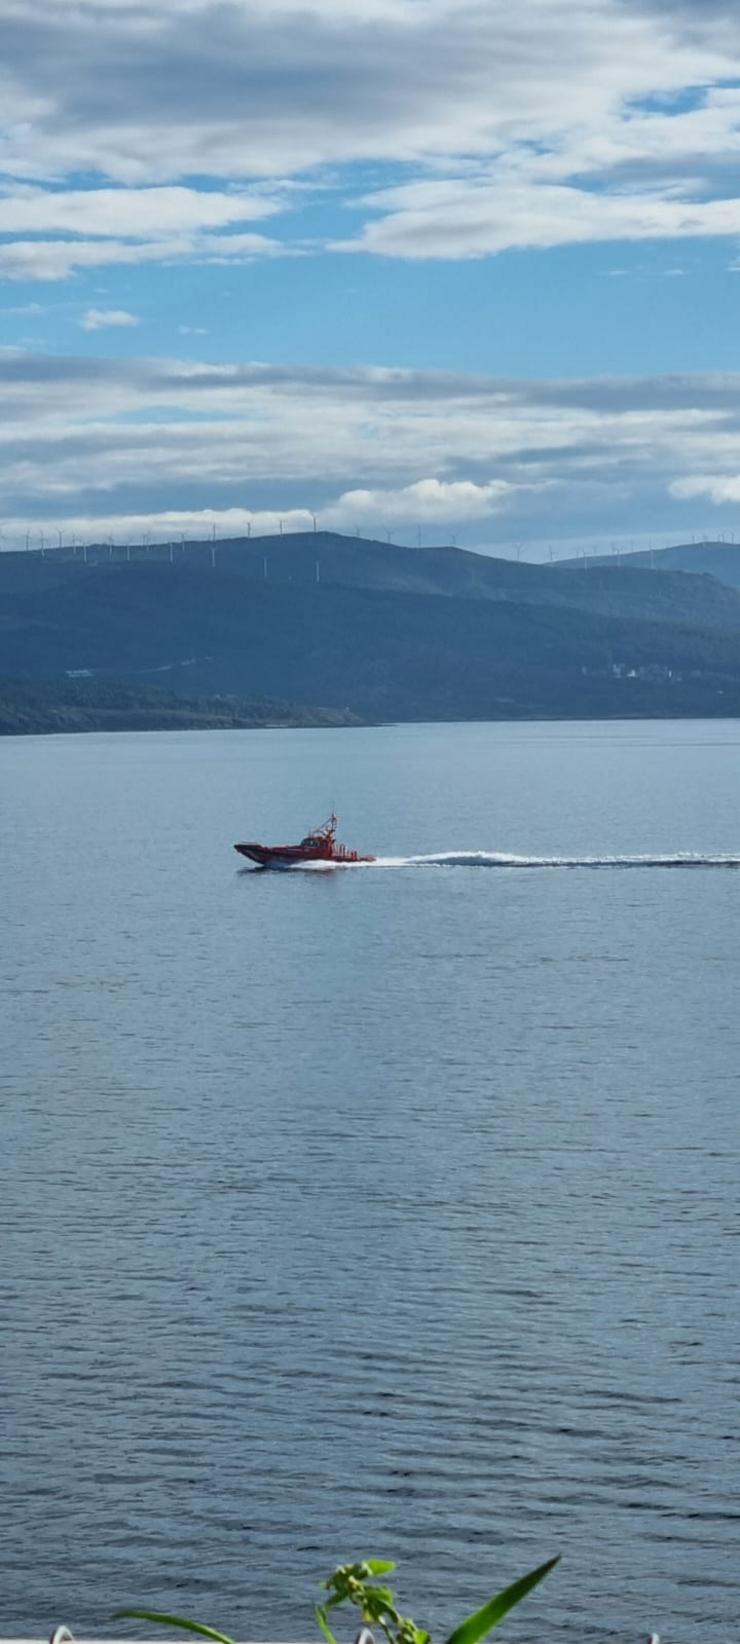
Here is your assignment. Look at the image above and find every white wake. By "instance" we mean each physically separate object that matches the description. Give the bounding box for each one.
[354,850,740,871]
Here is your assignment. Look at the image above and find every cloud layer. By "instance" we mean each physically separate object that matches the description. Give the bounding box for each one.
[1,348,739,550]
[1,0,740,273]
[2,3,739,553]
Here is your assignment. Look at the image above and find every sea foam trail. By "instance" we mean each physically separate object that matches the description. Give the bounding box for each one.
[360,851,740,870]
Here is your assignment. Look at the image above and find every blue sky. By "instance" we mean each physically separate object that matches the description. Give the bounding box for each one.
[2,0,740,556]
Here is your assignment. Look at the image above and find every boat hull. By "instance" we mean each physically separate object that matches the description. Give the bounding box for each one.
[235,842,375,869]
[235,813,375,869]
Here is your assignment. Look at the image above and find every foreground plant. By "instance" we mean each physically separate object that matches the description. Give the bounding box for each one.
[114,1551,559,1644]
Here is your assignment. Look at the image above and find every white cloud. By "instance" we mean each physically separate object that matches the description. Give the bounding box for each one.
[80,307,139,331]
[0,185,284,282]
[13,505,319,544]
[337,162,740,260]
[324,479,514,526]
[0,185,277,235]
[0,349,739,546]
[2,0,737,182]
[0,0,739,271]
[0,230,283,280]
[670,473,740,503]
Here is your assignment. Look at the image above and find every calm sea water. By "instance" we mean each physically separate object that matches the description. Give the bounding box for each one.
[1,721,739,1644]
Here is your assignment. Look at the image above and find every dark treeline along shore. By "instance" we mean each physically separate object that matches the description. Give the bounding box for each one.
[0,678,359,737]
[4,530,740,730]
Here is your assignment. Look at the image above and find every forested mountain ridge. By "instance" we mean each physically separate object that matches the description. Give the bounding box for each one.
[4,532,740,722]
[557,539,740,589]
[5,528,740,624]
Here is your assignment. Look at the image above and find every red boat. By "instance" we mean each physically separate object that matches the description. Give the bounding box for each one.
[235,813,375,869]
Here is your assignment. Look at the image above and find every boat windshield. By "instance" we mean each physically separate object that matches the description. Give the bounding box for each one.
[301,814,337,847]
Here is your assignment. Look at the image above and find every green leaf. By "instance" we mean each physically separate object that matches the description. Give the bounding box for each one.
[443,1556,560,1644]
[323,1569,353,1592]
[315,1605,339,1644]
[364,1562,397,1576]
[112,1611,235,1644]
[362,1586,395,1609]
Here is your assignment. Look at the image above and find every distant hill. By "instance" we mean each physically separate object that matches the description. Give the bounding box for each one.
[557,539,740,590]
[0,677,359,736]
[4,531,740,722]
[7,529,740,626]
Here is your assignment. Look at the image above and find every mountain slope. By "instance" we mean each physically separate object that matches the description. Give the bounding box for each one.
[5,530,740,627]
[557,539,740,590]
[4,542,740,720]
